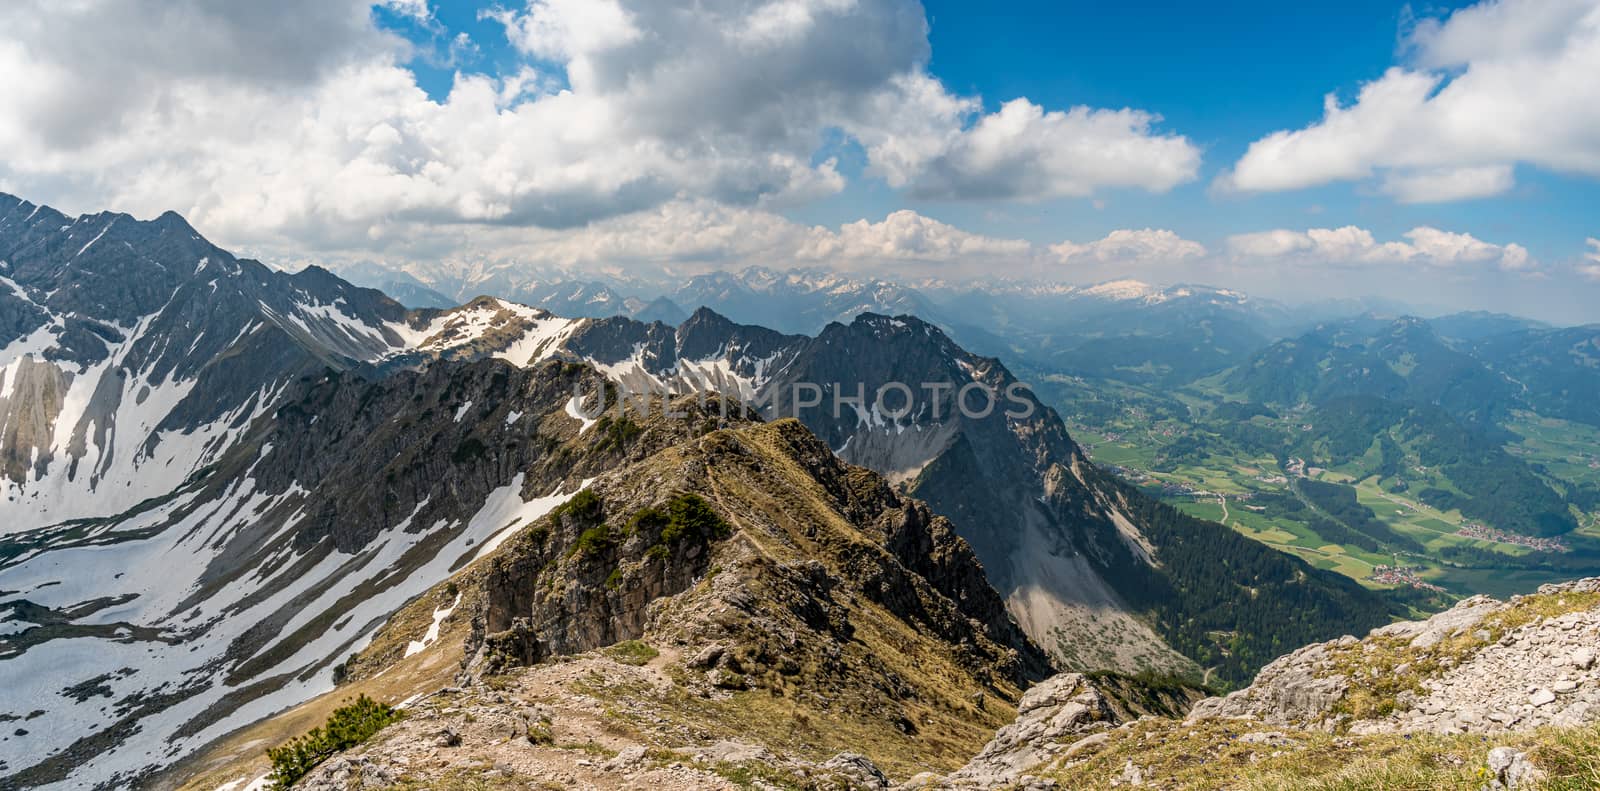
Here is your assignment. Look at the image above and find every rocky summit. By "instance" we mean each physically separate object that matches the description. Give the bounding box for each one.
[1188,578,1600,736]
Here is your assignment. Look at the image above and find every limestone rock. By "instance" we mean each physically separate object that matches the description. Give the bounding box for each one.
[1484,746,1545,790]
[822,752,890,788]
[935,672,1201,788]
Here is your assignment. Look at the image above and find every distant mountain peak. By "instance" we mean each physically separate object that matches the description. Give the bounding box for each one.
[1080,278,1158,301]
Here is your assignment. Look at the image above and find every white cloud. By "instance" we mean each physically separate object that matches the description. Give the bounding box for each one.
[340,199,1215,286]
[1380,164,1516,203]
[1049,229,1206,264]
[1222,0,1600,201]
[0,0,1199,260]
[488,0,640,64]
[1581,237,1600,280]
[1226,225,1535,271]
[904,99,1200,201]
[381,0,432,21]
[815,210,1033,262]
[413,201,1032,274]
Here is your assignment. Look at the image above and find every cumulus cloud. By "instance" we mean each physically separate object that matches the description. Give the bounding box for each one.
[421,202,1033,274]
[0,0,402,149]
[350,199,1214,286]
[489,0,641,63]
[0,0,1199,261]
[905,100,1200,201]
[1221,0,1600,202]
[1581,238,1600,280]
[813,210,1033,262]
[1049,229,1206,264]
[1226,226,1534,271]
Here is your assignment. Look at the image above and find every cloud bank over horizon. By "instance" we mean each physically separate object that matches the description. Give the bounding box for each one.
[0,0,1596,317]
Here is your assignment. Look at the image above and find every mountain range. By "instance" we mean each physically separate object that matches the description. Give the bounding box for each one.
[0,194,1403,789]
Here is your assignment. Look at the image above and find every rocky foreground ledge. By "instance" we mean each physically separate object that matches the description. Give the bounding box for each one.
[911,576,1600,790]
[1189,578,1600,736]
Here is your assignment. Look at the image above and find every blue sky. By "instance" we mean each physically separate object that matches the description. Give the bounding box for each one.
[3,0,1598,320]
[829,0,1592,257]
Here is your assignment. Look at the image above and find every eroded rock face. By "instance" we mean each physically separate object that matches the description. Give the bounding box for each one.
[1188,578,1600,736]
[1184,639,1353,729]
[945,674,1119,787]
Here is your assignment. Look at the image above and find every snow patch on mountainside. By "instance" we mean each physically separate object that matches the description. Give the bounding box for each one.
[0,302,288,529]
[1080,279,1159,302]
[469,474,596,563]
[0,456,585,789]
[404,592,462,658]
[565,396,598,434]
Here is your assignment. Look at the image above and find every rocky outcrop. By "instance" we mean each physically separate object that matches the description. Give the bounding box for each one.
[460,416,1053,690]
[1484,745,1545,790]
[884,579,1600,790]
[918,672,1203,789]
[1188,578,1600,735]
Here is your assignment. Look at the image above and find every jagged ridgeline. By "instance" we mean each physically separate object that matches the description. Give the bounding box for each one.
[2,193,1393,788]
[175,398,1059,789]
[517,307,1399,684]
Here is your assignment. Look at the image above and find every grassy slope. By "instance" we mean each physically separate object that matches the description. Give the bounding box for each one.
[1028,718,1600,791]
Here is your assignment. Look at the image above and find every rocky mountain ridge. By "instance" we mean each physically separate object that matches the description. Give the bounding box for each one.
[175,415,1057,791]
[0,193,415,526]
[422,303,1394,683]
[0,356,735,789]
[0,195,1402,789]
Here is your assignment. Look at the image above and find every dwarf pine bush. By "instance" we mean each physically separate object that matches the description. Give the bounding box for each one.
[265,694,404,788]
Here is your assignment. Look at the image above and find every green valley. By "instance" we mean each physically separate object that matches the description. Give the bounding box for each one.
[1023,315,1600,603]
